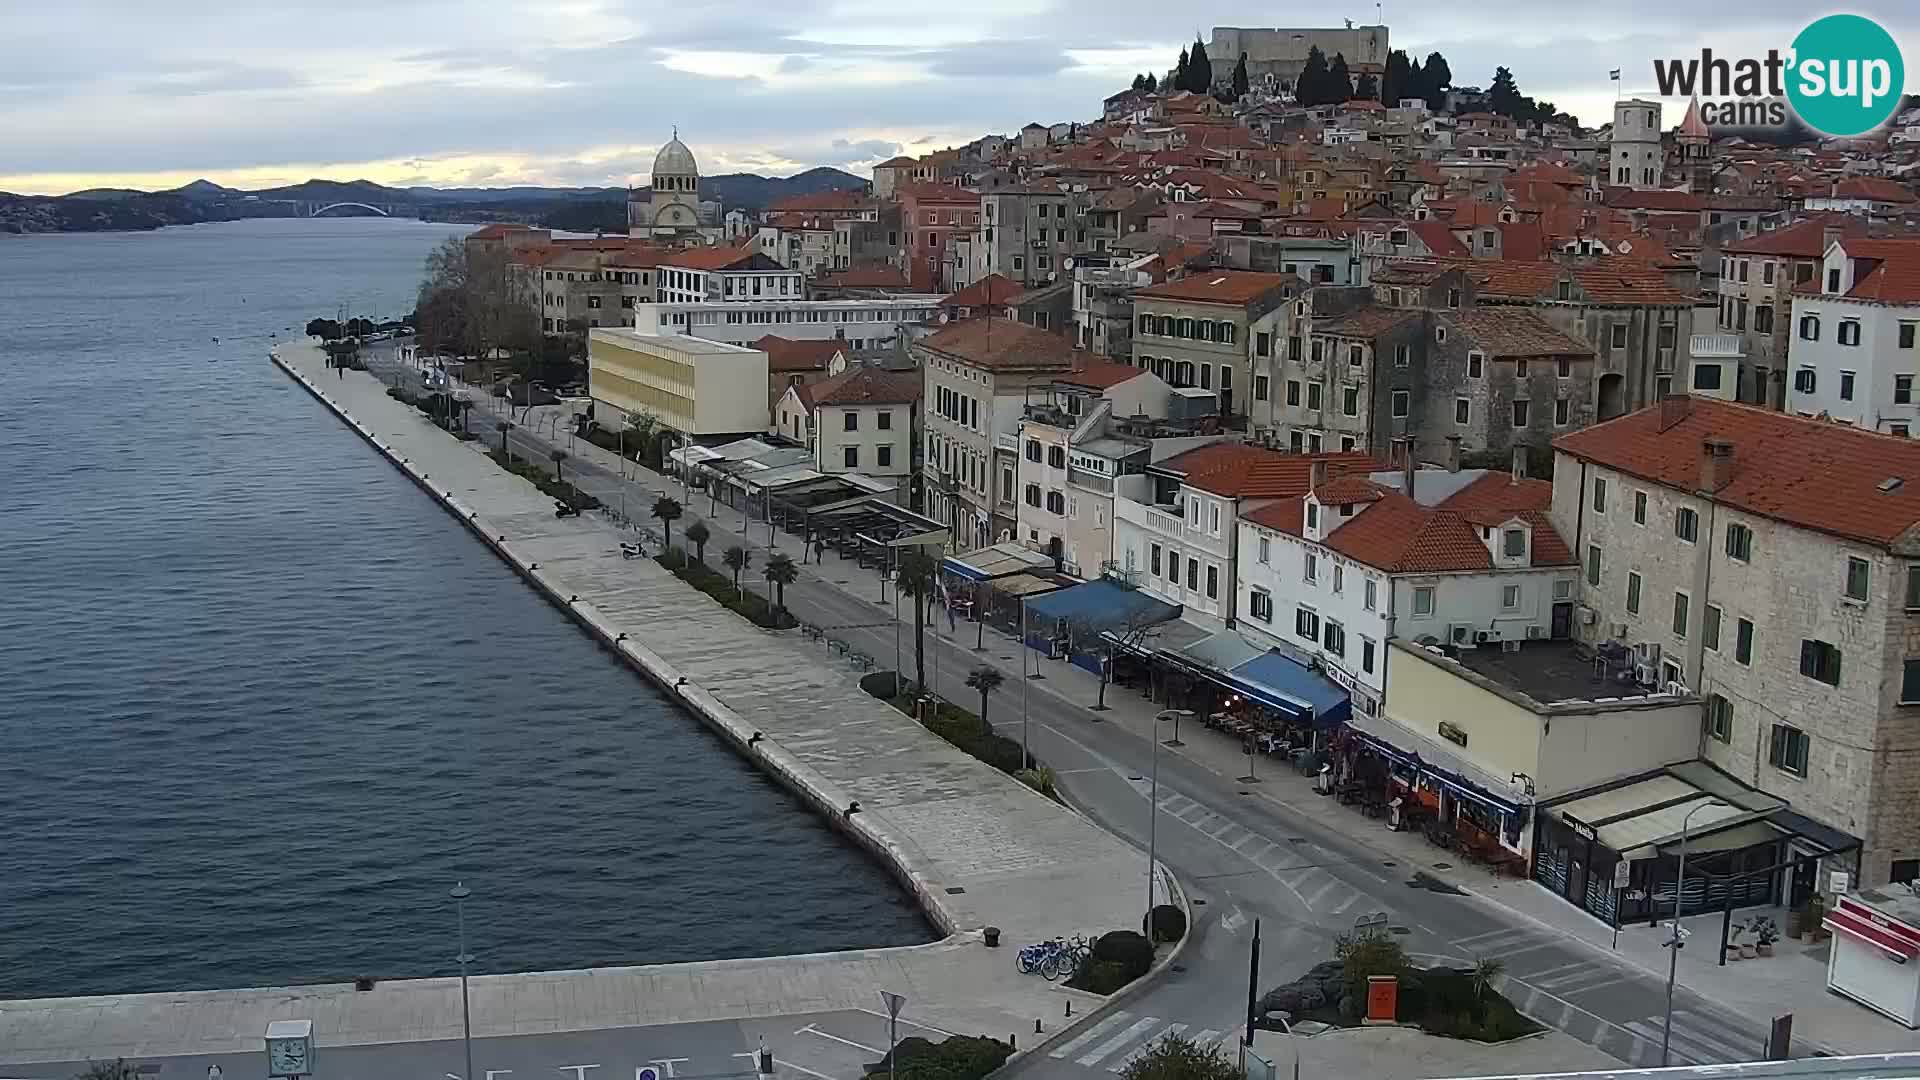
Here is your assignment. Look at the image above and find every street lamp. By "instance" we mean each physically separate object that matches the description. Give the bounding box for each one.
[1260,1012,1302,1080]
[1145,709,1184,933]
[450,882,476,1080]
[1661,799,1728,1066]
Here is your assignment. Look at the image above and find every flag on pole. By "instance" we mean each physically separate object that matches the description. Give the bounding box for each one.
[1609,69,1622,81]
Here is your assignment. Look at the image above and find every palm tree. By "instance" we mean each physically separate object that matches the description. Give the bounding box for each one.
[684,518,711,562]
[652,496,684,549]
[549,448,568,487]
[763,552,798,613]
[966,665,1005,725]
[1472,955,1506,1001]
[723,545,752,597]
[895,547,939,693]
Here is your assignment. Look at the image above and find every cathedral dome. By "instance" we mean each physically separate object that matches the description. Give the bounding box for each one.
[653,135,698,179]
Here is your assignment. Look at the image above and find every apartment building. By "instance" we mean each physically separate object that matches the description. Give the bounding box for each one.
[1551,395,1920,888]
[1131,271,1298,419]
[1113,445,1377,627]
[976,186,1074,288]
[587,329,769,436]
[1785,237,1920,435]
[1073,254,1159,358]
[1236,457,1578,718]
[898,184,982,293]
[657,247,806,304]
[916,318,1076,550]
[633,296,941,351]
[772,366,920,489]
[1716,216,1868,407]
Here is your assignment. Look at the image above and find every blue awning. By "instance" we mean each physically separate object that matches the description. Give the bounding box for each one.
[1222,652,1351,728]
[1022,579,1180,627]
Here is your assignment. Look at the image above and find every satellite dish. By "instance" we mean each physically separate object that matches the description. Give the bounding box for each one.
[938,312,950,324]
[1063,257,1076,271]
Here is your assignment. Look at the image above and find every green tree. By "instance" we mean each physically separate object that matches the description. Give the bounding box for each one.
[652,495,684,549]
[1117,1035,1241,1080]
[1328,52,1354,102]
[684,518,710,561]
[1230,53,1250,100]
[1132,72,1147,91]
[1143,72,1157,93]
[622,410,662,467]
[549,448,568,487]
[1423,51,1453,111]
[1296,46,1330,105]
[965,665,1005,725]
[723,545,752,597]
[1405,56,1426,105]
[1383,49,1412,105]
[1174,47,1189,94]
[1488,65,1522,117]
[1356,72,1379,100]
[894,547,939,693]
[1186,38,1212,93]
[1472,955,1507,1001]
[763,552,798,613]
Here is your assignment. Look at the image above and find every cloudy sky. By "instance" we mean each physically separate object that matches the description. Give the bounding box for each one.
[2,1,1913,195]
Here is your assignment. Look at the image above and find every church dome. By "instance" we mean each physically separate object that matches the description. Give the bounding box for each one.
[653,135,698,179]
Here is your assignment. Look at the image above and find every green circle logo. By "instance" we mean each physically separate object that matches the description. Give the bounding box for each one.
[1787,14,1905,137]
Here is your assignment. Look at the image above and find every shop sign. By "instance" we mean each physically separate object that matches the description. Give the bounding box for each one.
[1565,814,1597,842]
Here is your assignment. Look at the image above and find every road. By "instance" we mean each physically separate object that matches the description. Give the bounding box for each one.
[353,349,1783,1078]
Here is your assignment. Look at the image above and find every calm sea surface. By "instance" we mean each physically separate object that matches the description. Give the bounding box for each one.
[0,218,929,999]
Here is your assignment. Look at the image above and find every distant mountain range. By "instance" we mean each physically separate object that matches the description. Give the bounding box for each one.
[0,168,868,235]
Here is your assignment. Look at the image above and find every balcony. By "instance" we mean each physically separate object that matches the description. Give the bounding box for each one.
[1114,495,1221,551]
[1689,332,1747,359]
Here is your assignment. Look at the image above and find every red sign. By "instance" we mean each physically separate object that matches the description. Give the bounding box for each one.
[1836,896,1920,951]
[1366,975,1399,1023]
[1826,908,1920,958]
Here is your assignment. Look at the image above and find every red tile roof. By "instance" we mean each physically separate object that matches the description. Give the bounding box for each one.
[1431,258,1697,306]
[1826,176,1917,204]
[1134,270,1294,307]
[666,243,759,271]
[1244,471,1573,572]
[1443,308,1593,358]
[941,273,1023,309]
[896,182,981,205]
[809,366,922,407]
[1839,239,1920,304]
[1554,396,1920,548]
[1315,307,1419,339]
[1724,214,1867,257]
[1409,220,1469,257]
[753,335,844,372]
[468,223,534,240]
[1060,362,1146,390]
[1155,446,1380,499]
[1604,188,1706,213]
[921,317,1075,371]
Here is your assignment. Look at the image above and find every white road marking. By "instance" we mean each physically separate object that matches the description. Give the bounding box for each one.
[1190,1029,1224,1051]
[1302,876,1342,908]
[797,1024,882,1054]
[1329,890,1362,914]
[851,1006,958,1037]
[1078,1016,1162,1067]
[1049,1013,1132,1059]
[1108,1023,1187,1072]
[774,1059,845,1080]
[1674,1010,1765,1061]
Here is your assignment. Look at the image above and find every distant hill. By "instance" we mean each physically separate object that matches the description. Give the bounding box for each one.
[0,166,869,234]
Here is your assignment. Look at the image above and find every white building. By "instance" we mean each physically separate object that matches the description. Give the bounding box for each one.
[1235,456,1579,718]
[1113,445,1377,628]
[657,247,806,305]
[1609,98,1662,189]
[1553,394,1920,889]
[634,297,942,351]
[587,328,770,436]
[1785,237,1920,436]
[772,366,921,486]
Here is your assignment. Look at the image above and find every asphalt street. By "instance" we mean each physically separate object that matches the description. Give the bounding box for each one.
[344,350,1788,1078]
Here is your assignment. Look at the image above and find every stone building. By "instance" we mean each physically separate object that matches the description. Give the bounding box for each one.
[1210,25,1389,95]
[1716,216,1870,408]
[1551,395,1920,890]
[628,132,718,241]
[1130,270,1299,420]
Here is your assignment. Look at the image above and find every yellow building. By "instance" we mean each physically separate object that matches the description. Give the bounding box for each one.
[587,328,769,436]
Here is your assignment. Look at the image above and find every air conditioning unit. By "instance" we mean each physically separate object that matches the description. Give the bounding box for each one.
[1633,662,1659,686]
[1475,628,1504,645]
[1525,624,1546,640]
[1449,624,1472,645]
[1576,605,1597,626]
[1634,641,1663,665]
[1611,622,1630,640]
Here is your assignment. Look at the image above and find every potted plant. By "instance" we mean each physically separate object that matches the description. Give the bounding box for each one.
[1725,921,1746,962]
[1738,918,1760,960]
[1752,916,1781,957]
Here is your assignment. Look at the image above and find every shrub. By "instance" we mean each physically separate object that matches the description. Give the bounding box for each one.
[869,1035,1011,1080]
[1149,904,1187,944]
[1334,928,1407,1003]
[1117,1034,1241,1080]
[1066,959,1135,996]
[1017,766,1058,799]
[655,549,796,630]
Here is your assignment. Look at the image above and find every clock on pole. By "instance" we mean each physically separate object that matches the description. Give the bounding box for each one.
[265,1019,315,1078]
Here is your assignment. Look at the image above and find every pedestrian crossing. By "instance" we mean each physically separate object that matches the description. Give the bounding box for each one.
[1048,1010,1228,1073]
[1154,792,1379,920]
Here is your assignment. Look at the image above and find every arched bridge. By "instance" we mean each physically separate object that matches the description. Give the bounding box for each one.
[308,202,396,217]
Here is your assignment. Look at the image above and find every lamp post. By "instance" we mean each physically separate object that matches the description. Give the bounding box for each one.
[1661,799,1727,1066]
[1262,1011,1302,1080]
[1146,709,1183,934]
[450,882,476,1080]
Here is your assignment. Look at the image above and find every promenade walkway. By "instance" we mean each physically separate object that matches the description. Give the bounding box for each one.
[0,344,1148,1067]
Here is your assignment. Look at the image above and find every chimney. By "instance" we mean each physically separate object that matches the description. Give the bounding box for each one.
[1822,225,1843,256]
[1700,437,1735,493]
[1444,434,1463,473]
[1510,443,1528,484]
[1309,458,1328,491]
[1657,392,1692,432]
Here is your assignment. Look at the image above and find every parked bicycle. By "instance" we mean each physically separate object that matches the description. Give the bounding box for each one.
[1015,935,1092,981]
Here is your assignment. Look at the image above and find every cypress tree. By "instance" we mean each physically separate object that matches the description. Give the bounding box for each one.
[1297,45,1330,105]
[1231,53,1250,100]
[1187,38,1213,92]
[1328,52,1354,102]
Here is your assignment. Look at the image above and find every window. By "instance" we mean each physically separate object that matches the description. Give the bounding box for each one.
[1448,288,1461,309]
[1501,584,1521,610]
[1675,507,1698,543]
[1633,491,1648,525]
[1206,565,1219,599]
[1899,375,1914,405]
[1024,438,1041,462]
[1704,604,1722,651]
[1046,491,1065,515]
[1908,565,1920,610]
[1304,552,1318,583]
[1000,467,1014,501]
[1694,365,1723,392]
[1286,380,1301,406]
[1896,859,1920,884]
[1768,724,1810,777]
[1672,591,1690,636]
[1395,344,1410,367]
[1610,324,1628,350]
[1308,383,1323,411]
[1187,559,1198,591]
[1364,578,1377,611]
[1725,523,1752,562]
[1391,389,1410,418]
[1840,371,1856,400]
[1348,344,1364,367]
[1517,358,1530,378]
[1255,375,1270,401]
[1799,639,1842,686]
[877,445,892,468]
[844,412,859,432]
[1250,588,1273,623]
[1587,544,1602,586]
[1845,556,1870,602]
[1794,368,1816,394]
[1257,331,1273,357]
[844,446,859,468]
[1362,638,1377,674]
[1436,326,1446,343]
[877,411,892,431]
[1048,445,1066,469]
[1592,477,1608,514]
[1555,398,1571,426]
[1736,617,1754,665]
[1838,320,1862,346]
[1467,352,1484,378]
[1167,551,1180,582]
[1755,306,1773,333]
[1342,385,1360,417]
[1503,529,1526,558]
[1324,620,1346,657]
[1902,323,1917,349]
[1455,398,1470,424]
[1023,483,1041,508]
[1799,314,1820,341]
[1413,586,1436,616]
[1626,571,1642,614]
[1512,399,1530,427]
[1296,606,1320,640]
[1705,695,1733,743]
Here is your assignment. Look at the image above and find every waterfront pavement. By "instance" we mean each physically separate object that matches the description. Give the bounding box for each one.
[0,344,1152,1078]
[460,378,1920,1069]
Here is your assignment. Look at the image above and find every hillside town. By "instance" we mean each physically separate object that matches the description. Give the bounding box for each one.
[435,22,1920,958]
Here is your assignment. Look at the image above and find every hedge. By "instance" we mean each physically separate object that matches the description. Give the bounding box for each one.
[657,548,796,630]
